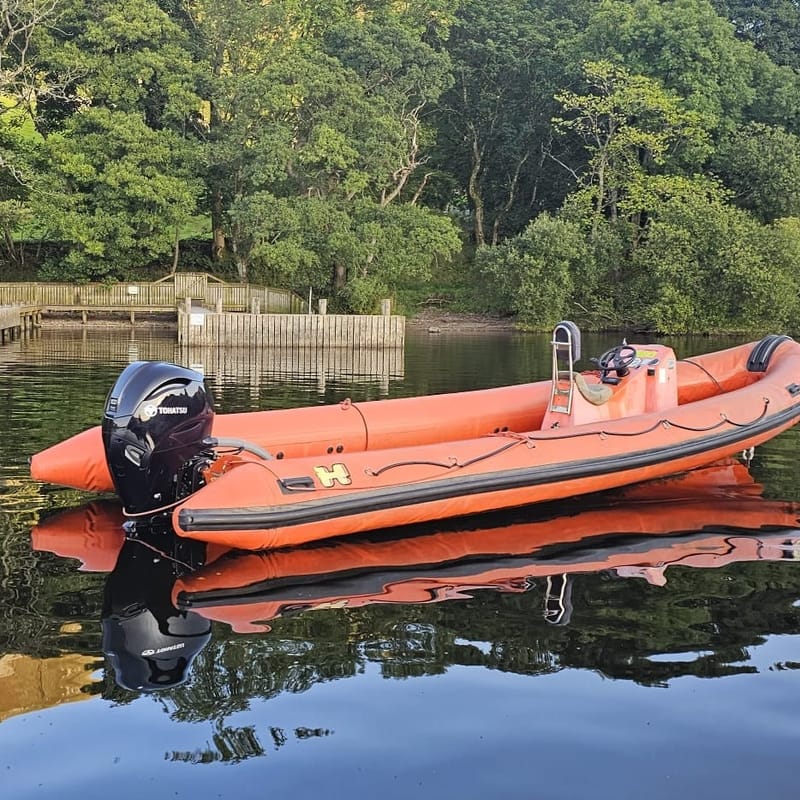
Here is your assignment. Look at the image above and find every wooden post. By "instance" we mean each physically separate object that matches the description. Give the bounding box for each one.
[251,297,261,314]
[318,298,327,316]
[215,297,223,313]
[381,298,391,316]
[82,310,88,325]
[130,309,135,325]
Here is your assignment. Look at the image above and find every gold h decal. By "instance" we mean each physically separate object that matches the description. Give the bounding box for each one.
[313,463,352,488]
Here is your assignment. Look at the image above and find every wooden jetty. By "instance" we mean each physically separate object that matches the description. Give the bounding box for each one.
[0,305,41,344]
[0,274,404,348]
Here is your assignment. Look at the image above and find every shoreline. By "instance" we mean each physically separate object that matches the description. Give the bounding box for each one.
[406,309,518,333]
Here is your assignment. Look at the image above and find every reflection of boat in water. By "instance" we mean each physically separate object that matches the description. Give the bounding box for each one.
[148,462,789,628]
[30,500,127,572]
[30,462,800,688]
[30,329,800,551]
[172,478,800,632]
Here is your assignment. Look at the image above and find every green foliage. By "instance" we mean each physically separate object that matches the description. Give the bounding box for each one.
[554,60,712,241]
[433,0,585,244]
[711,0,800,69]
[578,0,762,134]
[623,183,800,333]
[32,109,202,281]
[33,0,199,128]
[476,214,595,329]
[231,193,460,310]
[1,0,800,332]
[712,122,800,221]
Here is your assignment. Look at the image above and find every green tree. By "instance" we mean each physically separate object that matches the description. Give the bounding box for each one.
[230,193,460,310]
[1,0,203,278]
[0,110,41,270]
[475,214,595,329]
[578,0,762,135]
[434,0,588,246]
[32,108,202,281]
[32,0,199,129]
[554,61,710,250]
[177,0,457,300]
[0,0,72,268]
[0,0,65,124]
[711,0,800,69]
[712,122,800,222]
[623,181,800,333]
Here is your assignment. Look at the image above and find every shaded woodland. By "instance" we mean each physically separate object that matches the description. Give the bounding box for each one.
[2,1,800,331]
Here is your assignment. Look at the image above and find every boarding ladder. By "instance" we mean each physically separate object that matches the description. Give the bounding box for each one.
[548,321,581,415]
[544,574,573,625]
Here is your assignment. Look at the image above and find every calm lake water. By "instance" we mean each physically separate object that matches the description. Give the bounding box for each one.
[1,325,799,799]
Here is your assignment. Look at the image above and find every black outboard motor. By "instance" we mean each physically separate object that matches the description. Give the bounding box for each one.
[101,361,215,515]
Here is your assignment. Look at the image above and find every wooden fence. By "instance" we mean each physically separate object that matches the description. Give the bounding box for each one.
[178,308,405,348]
[0,273,305,314]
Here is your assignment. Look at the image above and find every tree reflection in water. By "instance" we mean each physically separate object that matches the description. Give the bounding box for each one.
[19,459,800,739]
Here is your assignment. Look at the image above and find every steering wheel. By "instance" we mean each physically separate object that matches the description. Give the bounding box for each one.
[594,344,637,378]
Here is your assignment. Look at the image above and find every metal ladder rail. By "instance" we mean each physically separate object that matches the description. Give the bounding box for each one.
[549,323,577,414]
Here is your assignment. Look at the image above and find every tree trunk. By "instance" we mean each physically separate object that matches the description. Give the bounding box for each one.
[211,189,226,261]
[171,227,180,274]
[333,262,346,292]
[491,151,529,245]
[209,95,227,262]
[467,127,485,247]
[230,223,247,282]
[468,162,485,247]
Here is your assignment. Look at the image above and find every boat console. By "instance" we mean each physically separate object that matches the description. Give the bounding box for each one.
[543,322,678,429]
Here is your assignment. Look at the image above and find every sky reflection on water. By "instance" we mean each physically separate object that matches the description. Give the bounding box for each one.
[2,646,799,800]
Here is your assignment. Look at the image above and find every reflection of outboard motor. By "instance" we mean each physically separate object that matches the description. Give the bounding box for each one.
[102,361,215,515]
[102,531,211,692]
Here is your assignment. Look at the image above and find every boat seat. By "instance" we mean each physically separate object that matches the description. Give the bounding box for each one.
[560,371,613,406]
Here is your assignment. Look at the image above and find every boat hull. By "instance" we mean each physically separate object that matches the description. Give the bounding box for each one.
[174,339,800,549]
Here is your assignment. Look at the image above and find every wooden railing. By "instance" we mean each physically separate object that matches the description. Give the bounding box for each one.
[0,273,306,314]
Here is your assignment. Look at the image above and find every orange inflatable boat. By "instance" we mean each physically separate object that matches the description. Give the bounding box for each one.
[29,325,800,550]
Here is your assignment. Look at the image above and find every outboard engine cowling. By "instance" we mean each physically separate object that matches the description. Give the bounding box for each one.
[101,361,215,515]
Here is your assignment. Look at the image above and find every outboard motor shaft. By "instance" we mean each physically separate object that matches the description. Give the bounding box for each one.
[101,361,215,515]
